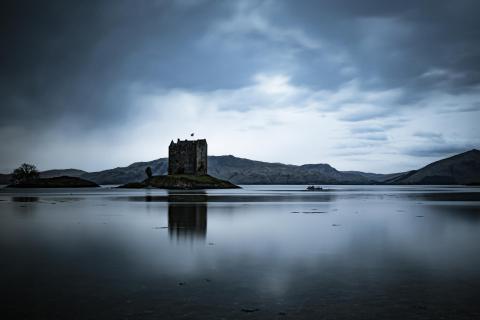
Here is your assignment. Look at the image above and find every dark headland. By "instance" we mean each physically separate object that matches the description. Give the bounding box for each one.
[382,149,480,185]
[7,176,99,188]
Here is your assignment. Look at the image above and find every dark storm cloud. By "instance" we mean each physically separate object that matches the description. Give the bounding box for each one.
[0,0,239,127]
[0,0,479,171]
[282,0,480,93]
[1,0,479,128]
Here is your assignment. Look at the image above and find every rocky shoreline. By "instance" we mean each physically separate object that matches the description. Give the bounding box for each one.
[119,174,240,189]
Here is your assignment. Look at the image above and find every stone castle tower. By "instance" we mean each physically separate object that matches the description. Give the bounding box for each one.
[168,139,207,175]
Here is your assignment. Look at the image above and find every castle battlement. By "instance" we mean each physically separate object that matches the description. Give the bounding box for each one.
[168,139,207,175]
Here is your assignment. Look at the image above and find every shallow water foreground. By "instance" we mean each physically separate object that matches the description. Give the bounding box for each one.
[1,185,479,319]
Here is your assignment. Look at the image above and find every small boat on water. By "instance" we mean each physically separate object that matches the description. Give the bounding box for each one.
[306,185,323,191]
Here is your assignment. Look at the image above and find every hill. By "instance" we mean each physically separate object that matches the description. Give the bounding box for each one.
[207,156,371,184]
[334,171,405,183]
[40,169,87,178]
[386,149,480,185]
[81,156,374,185]
[82,159,168,185]
[80,150,480,185]
[3,149,478,186]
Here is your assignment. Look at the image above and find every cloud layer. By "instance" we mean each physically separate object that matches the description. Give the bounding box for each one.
[0,0,479,173]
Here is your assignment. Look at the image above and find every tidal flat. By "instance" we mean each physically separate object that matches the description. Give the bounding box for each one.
[1,185,479,319]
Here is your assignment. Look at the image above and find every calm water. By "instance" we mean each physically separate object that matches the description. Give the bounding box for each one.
[1,185,479,319]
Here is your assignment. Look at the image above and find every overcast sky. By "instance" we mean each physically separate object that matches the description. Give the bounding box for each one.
[1,0,479,173]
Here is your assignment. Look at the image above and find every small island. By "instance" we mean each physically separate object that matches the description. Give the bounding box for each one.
[6,163,99,188]
[7,176,99,188]
[119,139,239,189]
[119,174,238,189]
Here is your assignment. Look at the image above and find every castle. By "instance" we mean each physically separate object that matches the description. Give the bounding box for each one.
[168,139,208,175]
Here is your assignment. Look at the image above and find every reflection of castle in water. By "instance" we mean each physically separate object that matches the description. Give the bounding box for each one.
[168,193,207,241]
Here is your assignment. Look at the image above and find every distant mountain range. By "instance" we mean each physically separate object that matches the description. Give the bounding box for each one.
[1,149,479,185]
